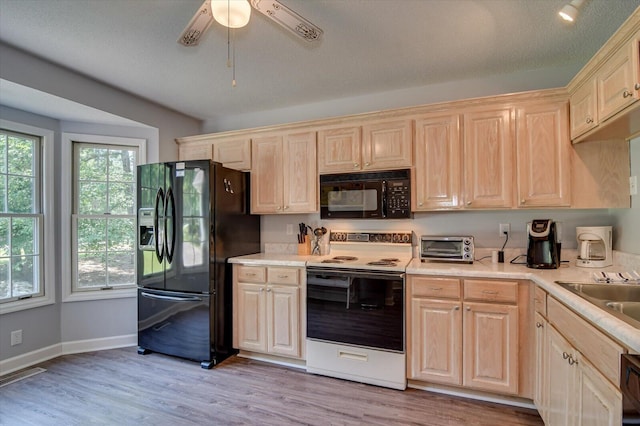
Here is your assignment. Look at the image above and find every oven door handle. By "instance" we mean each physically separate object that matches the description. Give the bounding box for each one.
[307,267,404,281]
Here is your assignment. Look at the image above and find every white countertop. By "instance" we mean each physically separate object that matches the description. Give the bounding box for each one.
[229,253,640,353]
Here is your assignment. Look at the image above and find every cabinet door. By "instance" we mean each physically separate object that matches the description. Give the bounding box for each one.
[462,302,518,394]
[516,101,571,207]
[267,285,300,358]
[463,108,514,208]
[576,355,623,426]
[362,119,413,171]
[251,136,284,214]
[409,298,462,385]
[413,114,461,210]
[534,313,548,423]
[178,143,212,161]
[317,127,362,173]
[597,39,639,122]
[283,131,318,213]
[236,282,267,352]
[570,80,598,140]
[213,138,251,171]
[546,325,577,426]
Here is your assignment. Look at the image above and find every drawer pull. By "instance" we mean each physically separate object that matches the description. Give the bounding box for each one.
[277,275,290,279]
[430,287,443,291]
[482,290,499,295]
[245,272,256,277]
[338,350,368,362]
[536,322,543,328]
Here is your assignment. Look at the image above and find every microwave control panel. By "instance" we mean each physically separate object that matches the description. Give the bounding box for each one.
[385,179,411,218]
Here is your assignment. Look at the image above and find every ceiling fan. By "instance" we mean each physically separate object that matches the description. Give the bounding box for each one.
[177,0,323,46]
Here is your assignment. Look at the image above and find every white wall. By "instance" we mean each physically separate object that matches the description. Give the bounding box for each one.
[610,136,640,254]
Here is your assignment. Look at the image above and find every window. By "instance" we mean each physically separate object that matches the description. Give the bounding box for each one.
[72,143,138,292]
[0,129,43,303]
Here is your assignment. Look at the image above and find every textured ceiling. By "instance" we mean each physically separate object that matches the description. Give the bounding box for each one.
[1,0,639,126]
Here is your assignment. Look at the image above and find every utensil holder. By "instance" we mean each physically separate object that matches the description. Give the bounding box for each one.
[297,237,311,255]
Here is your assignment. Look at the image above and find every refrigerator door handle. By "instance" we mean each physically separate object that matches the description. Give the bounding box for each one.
[164,186,176,264]
[140,291,203,302]
[154,188,165,263]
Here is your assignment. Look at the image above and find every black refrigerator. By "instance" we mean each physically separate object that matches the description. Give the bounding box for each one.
[136,160,260,368]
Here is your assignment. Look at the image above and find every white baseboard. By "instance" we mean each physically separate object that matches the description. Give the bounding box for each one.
[0,334,137,376]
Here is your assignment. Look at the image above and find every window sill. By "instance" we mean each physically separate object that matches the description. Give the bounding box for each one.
[62,287,137,303]
[0,293,55,315]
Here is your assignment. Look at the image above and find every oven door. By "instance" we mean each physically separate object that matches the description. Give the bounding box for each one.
[320,179,383,219]
[306,267,404,352]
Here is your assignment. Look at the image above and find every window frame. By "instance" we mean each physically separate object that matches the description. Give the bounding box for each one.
[62,133,146,302]
[0,120,55,315]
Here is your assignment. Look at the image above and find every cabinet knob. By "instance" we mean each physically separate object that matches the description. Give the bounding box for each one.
[585,117,593,124]
[466,201,472,206]
[465,306,471,311]
[354,163,359,169]
[453,306,460,311]
[365,162,370,167]
[283,205,289,210]
[635,83,640,90]
[521,199,526,204]
[418,202,424,206]
[260,288,265,292]
[276,206,281,211]
[623,90,633,98]
[562,351,569,360]
[568,356,578,366]
[267,288,272,292]
[536,322,543,328]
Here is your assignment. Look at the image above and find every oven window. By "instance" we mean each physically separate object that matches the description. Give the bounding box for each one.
[307,274,404,352]
[422,240,461,257]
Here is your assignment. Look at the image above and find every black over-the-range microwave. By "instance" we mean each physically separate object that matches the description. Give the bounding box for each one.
[320,169,411,219]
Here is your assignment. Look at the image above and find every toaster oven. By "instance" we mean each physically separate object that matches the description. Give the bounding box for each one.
[420,236,474,263]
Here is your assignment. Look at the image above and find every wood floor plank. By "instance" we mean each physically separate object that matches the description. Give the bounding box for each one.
[0,348,543,425]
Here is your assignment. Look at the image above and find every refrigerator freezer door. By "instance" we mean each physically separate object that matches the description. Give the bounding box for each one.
[138,288,212,364]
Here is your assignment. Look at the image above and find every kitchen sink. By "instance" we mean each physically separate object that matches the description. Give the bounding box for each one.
[555,281,640,329]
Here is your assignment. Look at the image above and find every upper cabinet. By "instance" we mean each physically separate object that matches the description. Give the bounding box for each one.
[516,101,571,208]
[463,107,514,209]
[413,113,462,210]
[569,24,640,142]
[251,131,317,214]
[317,119,413,173]
[177,136,252,171]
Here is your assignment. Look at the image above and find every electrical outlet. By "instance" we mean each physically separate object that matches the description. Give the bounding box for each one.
[286,224,293,235]
[630,176,638,196]
[499,223,510,236]
[11,329,22,346]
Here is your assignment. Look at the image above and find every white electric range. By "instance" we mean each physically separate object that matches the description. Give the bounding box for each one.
[305,230,413,390]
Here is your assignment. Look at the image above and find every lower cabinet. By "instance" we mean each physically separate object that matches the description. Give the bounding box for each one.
[407,276,520,396]
[233,265,305,359]
[536,294,623,426]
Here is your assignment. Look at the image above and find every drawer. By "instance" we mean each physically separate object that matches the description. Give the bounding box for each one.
[463,279,518,304]
[410,276,461,299]
[236,265,267,283]
[534,286,547,316]
[547,297,624,385]
[267,267,300,285]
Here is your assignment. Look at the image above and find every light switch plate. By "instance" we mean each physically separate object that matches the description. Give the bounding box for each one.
[630,176,638,196]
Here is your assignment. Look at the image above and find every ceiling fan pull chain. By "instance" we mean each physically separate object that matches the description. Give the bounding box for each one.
[232,29,237,87]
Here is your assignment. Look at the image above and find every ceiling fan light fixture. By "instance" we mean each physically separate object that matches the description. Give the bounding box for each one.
[558,0,585,23]
[211,0,251,28]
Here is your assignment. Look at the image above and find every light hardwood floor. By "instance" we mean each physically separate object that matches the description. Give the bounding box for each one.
[0,348,543,425]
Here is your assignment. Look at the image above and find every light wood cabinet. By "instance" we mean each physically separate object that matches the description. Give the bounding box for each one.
[537,296,624,426]
[251,131,317,214]
[413,114,462,210]
[462,301,518,395]
[408,277,462,385]
[407,276,521,397]
[233,265,305,359]
[318,120,412,173]
[516,101,571,207]
[534,312,548,422]
[570,34,640,141]
[212,138,251,170]
[178,143,212,161]
[463,108,514,209]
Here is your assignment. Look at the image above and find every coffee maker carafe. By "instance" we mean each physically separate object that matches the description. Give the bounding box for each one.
[527,219,561,269]
[576,226,613,268]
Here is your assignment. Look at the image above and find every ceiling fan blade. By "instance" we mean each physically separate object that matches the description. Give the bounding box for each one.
[250,0,323,42]
[177,0,214,46]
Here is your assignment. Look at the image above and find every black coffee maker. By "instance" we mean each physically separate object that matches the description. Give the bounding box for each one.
[527,219,561,269]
